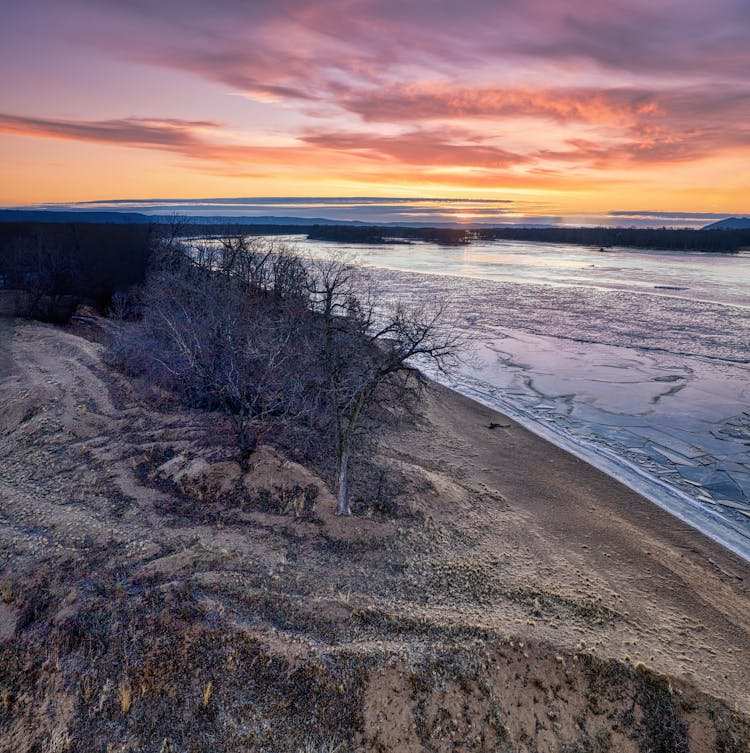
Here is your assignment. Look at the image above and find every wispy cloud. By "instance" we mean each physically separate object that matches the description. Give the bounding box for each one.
[25,196,727,227]
[0,114,220,149]
[30,195,527,224]
[336,85,660,125]
[302,129,528,168]
[609,211,743,220]
[78,0,750,86]
[0,113,305,169]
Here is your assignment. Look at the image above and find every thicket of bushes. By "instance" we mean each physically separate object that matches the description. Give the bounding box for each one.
[0,222,152,320]
[108,234,460,515]
[303,223,750,251]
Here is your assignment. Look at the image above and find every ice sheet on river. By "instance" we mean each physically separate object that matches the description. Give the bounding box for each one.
[371,267,750,559]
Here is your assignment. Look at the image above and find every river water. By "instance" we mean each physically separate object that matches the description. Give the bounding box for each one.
[270,236,750,559]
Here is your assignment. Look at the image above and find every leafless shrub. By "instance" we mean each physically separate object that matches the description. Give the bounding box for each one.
[246,483,319,517]
[111,265,312,457]
[108,287,142,321]
[1,234,80,320]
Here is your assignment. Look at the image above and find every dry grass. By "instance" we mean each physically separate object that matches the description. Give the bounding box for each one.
[118,682,133,715]
[202,681,213,708]
[296,741,346,753]
[79,677,93,704]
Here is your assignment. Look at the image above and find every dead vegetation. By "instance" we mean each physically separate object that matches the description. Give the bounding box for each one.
[108,234,462,516]
[4,570,748,753]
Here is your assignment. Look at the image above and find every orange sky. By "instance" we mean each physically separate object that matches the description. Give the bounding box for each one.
[1,0,748,224]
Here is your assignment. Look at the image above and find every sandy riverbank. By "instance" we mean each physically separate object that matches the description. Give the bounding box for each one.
[383,380,750,708]
[1,316,749,751]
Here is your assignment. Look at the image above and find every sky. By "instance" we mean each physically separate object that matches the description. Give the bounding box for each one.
[1,0,749,225]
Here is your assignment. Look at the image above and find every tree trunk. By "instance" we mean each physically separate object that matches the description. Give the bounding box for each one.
[334,394,366,517]
[336,444,351,515]
[233,413,256,468]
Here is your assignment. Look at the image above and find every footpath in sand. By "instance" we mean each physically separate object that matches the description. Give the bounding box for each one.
[1,316,749,752]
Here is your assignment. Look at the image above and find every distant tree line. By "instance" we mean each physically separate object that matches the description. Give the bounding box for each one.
[172,223,477,246]
[161,221,750,252]
[298,224,750,252]
[2,214,749,254]
[472,225,750,252]
[0,222,152,320]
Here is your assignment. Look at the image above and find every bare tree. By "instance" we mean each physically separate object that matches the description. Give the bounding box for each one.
[146,215,194,275]
[2,233,79,320]
[170,233,309,303]
[308,258,462,515]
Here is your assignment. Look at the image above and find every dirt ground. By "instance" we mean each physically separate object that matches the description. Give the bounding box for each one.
[1,316,749,753]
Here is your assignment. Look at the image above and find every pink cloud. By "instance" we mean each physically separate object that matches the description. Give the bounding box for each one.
[302,129,528,168]
[2,0,750,188]
[335,84,660,125]
[0,112,530,173]
[74,0,750,89]
[0,114,221,149]
[3,100,748,179]
[0,113,301,168]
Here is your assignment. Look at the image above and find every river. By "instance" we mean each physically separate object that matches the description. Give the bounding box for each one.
[272,235,750,560]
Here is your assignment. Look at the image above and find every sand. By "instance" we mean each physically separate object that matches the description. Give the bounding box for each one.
[1,315,749,751]
[383,381,750,711]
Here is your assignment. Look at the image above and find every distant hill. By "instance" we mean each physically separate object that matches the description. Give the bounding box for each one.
[0,209,152,224]
[702,217,750,230]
